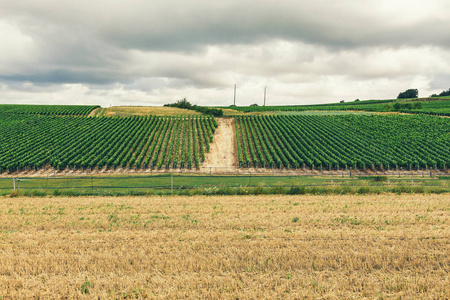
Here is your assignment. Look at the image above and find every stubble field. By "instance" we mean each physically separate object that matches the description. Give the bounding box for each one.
[0,194,449,299]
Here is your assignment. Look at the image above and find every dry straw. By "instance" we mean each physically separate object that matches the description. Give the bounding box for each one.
[0,194,448,298]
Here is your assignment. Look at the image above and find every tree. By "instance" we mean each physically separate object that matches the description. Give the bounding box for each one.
[397,89,418,99]
[430,88,450,97]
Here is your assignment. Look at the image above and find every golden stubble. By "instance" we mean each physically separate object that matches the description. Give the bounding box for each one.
[0,194,449,299]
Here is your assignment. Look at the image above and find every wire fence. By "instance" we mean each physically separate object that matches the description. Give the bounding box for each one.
[1,173,448,194]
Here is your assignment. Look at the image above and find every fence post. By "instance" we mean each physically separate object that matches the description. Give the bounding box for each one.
[13,178,16,192]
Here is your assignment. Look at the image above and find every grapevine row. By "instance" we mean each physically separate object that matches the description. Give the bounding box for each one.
[0,114,217,173]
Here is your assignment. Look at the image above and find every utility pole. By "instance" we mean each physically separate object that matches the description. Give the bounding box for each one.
[264,86,267,107]
[233,84,237,106]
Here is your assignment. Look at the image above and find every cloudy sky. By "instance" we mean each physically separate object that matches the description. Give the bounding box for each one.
[1,0,450,107]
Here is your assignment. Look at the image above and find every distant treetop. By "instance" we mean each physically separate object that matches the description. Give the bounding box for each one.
[431,88,450,97]
[397,89,418,99]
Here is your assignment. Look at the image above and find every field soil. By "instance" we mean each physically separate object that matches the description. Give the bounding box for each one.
[0,194,448,299]
[201,117,237,173]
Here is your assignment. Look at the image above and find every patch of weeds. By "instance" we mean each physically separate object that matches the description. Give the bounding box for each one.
[61,189,80,197]
[390,186,410,194]
[333,215,363,225]
[292,217,299,223]
[204,186,219,196]
[288,185,306,195]
[9,191,21,198]
[269,185,285,194]
[357,187,371,194]
[252,184,267,195]
[182,214,198,224]
[121,289,144,299]
[108,212,119,224]
[127,190,145,196]
[411,186,425,193]
[80,281,94,294]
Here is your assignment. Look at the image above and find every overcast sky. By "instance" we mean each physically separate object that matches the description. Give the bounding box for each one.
[1,0,450,107]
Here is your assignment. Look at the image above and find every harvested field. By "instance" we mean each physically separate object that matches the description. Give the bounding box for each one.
[103,106,202,117]
[0,194,449,298]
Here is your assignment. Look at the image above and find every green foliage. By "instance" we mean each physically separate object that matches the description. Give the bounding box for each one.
[235,115,449,170]
[0,104,99,116]
[226,98,450,116]
[288,185,306,195]
[0,114,217,172]
[80,281,94,294]
[431,88,450,97]
[165,98,223,117]
[397,88,418,99]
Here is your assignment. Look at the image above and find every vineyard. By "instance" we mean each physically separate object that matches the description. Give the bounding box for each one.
[235,114,450,170]
[1,103,449,174]
[228,98,450,116]
[0,114,217,172]
[0,104,99,116]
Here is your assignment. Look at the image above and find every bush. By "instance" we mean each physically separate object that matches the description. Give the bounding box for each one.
[164,98,223,117]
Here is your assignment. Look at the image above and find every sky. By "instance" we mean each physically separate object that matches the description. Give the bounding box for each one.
[1,0,450,107]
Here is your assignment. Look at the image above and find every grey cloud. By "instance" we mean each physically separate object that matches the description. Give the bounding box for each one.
[0,69,124,85]
[0,0,450,105]
[3,0,450,53]
[430,74,450,90]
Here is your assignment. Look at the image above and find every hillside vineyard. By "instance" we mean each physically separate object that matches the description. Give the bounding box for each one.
[235,115,450,170]
[0,105,449,173]
[228,98,450,116]
[0,113,217,172]
[0,104,99,116]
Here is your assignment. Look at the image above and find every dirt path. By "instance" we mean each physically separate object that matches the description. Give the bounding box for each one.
[88,108,99,117]
[201,118,237,173]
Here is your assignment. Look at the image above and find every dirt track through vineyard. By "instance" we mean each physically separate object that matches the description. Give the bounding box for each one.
[202,118,237,172]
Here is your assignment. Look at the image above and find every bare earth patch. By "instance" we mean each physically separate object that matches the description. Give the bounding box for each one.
[201,117,237,173]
